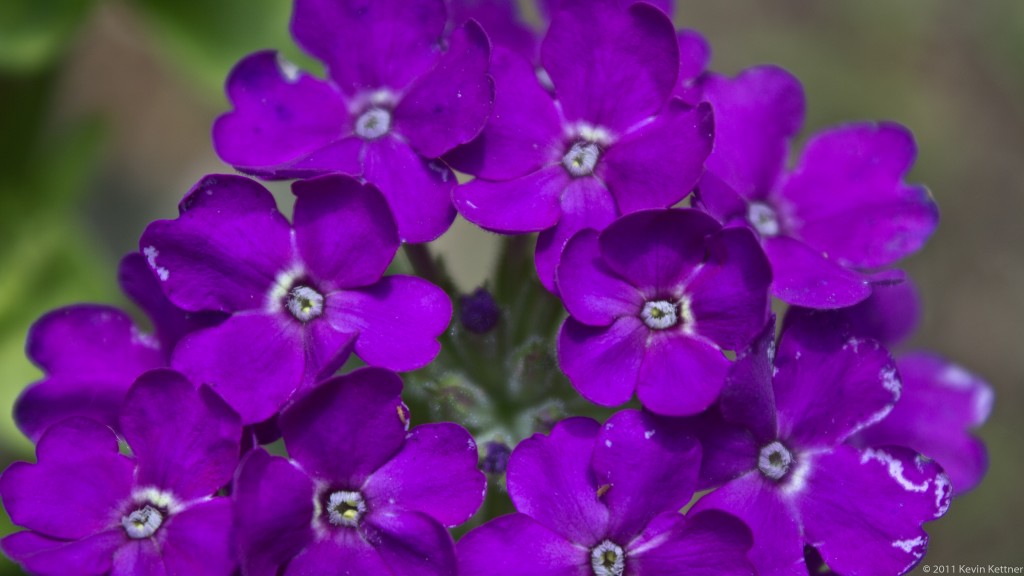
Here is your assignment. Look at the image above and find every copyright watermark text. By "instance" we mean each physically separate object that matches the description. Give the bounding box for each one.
[923,566,1023,574]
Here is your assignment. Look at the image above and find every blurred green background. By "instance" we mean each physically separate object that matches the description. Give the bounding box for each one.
[0,0,1021,573]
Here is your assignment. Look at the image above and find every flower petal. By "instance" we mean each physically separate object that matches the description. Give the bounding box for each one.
[454,165,568,234]
[292,174,399,289]
[120,371,241,500]
[857,353,992,495]
[763,235,872,309]
[395,20,493,158]
[159,498,236,576]
[1,530,122,576]
[718,318,778,442]
[279,368,407,486]
[799,445,950,576]
[171,312,306,425]
[364,423,485,527]
[15,305,164,441]
[213,51,352,175]
[233,450,316,576]
[636,332,730,416]
[779,122,939,268]
[542,0,677,132]
[457,514,588,576]
[138,175,293,313]
[785,278,920,348]
[445,47,561,180]
[1,418,133,540]
[686,227,772,351]
[327,276,451,372]
[774,314,900,449]
[364,510,458,576]
[600,100,713,214]
[675,29,711,102]
[286,537,390,575]
[448,0,538,61]
[508,417,610,546]
[290,0,446,94]
[363,136,457,243]
[597,209,721,295]
[557,229,644,326]
[591,410,701,542]
[629,510,755,576]
[701,66,805,199]
[111,539,165,576]
[557,317,645,408]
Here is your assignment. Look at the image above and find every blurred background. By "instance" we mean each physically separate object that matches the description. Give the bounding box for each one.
[0,0,1021,573]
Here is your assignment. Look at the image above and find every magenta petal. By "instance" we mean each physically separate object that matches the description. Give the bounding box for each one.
[858,353,992,495]
[775,315,900,449]
[15,305,164,441]
[688,410,760,490]
[675,29,710,101]
[457,514,588,576]
[290,0,446,94]
[557,229,644,325]
[1,530,122,576]
[139,175,293,313]
[785,278,921,348]
[292,174,399,289]
[800,445,951,575]
[629,510,755,576]
[636,333,730,416]
[448,1,538,61]
[601,101,714,214]
[364,511,458,576]
[362,136,457,242]
[542,1,677,132]
[686,227,772,351]
[508,418,610,546]
[693,473,807,576]
[454,165,568,233]
[172,312,305,425]
[1,419,133,540]
[701,66,805,199]
[591,410,701,542]
[534,177,619,292]
[111,539,164,576]
[763,235,872,309]
[159,499,236,576]
[327,276,451,372]
[120,371,241,500]
[213,51,350,173]
[233,450,316,576]
[395,20,493,158]
[118,254,224,351]
[364,423,485,527]
[280,368,407,485]
[598,209,721,294]
[286,537,389,575]
[558,317,645,408]
[780,122,939,268]
[445,47,561,180]
[718,319,778,442]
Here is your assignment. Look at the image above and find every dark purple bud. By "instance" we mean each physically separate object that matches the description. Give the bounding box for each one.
[481,441,512,475]
[460,288,501,334]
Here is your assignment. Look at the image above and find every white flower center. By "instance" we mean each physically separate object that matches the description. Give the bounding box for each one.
[122,505,163,539]
[326,490,366,527]
[286,285,324,322]
[758,441,794,481]
[562,141,601,177]
[747,202,780,237]
[641,300,679,330]
[355,107,391,140]
[591,540,625,576]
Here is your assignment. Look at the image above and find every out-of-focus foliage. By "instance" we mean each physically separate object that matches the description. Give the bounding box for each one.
[0,0,96,73]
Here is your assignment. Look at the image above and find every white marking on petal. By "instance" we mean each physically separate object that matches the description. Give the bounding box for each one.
[536,67,554,92]
[939,364,974,389]
[428,161,451,183]
[130,326,160,350]
[132,487,183,514]
[781,452,813,496]
[860,448,930,492]
[644,430,656,440]
[892,536,926,554]
[604,440,612,448]
[143,246,169,281]
[880,367,901,401]
[934,473,951,518]
[276,53,301,83]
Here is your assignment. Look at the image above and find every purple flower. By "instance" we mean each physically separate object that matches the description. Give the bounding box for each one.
[13,254,221,442]
[1,371,242,576]
[448,0,538,62]
[232,368,485,575]
[449,0,713,291]
[788,281,993,495]
[139,174,451,425]
[692,317,951,575]
[695,65,939,308]
[458,412,755,575]
[213,0,493,243]
[556,209,771,416]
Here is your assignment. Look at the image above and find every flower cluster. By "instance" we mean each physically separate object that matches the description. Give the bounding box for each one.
[1,0,992,575]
